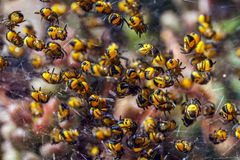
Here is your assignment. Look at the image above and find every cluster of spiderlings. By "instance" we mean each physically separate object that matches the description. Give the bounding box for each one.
[0,0,240,159]
[181,14,226,85]
[70,0,147,37]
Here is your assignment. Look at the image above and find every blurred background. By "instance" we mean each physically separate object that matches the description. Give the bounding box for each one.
[0,0,240,160]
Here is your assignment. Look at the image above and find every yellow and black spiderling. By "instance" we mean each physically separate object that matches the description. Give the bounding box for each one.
[6,30,23,47]
[182,98,201,127]
[1,11,25,30]
[148,131,165,143]
[209,128,227,144]
[182,32,201,54]
[44,42,66,60]
[202,102,215,118]
[108,13,125,28]
[88,94,112,109]
[88,94,101,107]
[94,1,112,14]
[109,64,123,78]
[90,107,105,120]
[105,43,119,61]
[149,89,175,112]
[47,25,68,41]
[144,67,163,80]
[81,60,104,77]
[219,102,238,123]
[153,74,174,88]
[60,128,80,144]
[76,0,95,12]
[35,7,59,24]
[24,35,45,51]
[69,38,86,52]
[118,118,137,135]
[165,58,186,79]
[116,81,132,97]
[152,53,166,67]
[31,87,51,103]
[195,58,216,72]
[67,78,89,96]
[125,68,139,81]
[57,103,70,122]
[33,39,45,51]
[158,120,177,132]
[127,134,150,153]
[137,43,155,56]
[62,70,83,82]
[106,140,124,159]
[41,68,62,84]
[50,128,62,144]
[127,15,147,37]
[136,87,152,110]
[51,128,80,144]
[191,71,211,85]
[175,140,193,153]
[143,117,158,133]
[24,35,36,49]
[71,51,86,62]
